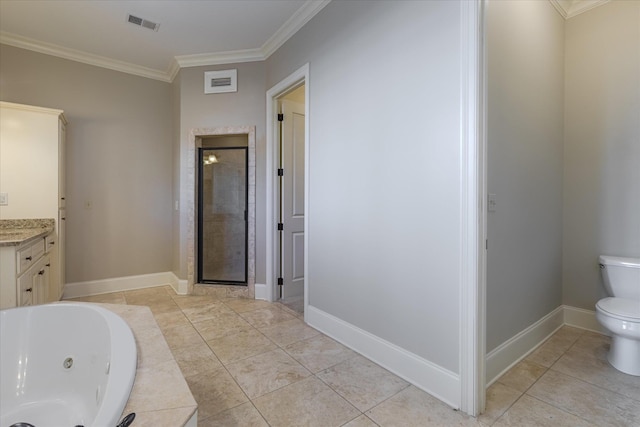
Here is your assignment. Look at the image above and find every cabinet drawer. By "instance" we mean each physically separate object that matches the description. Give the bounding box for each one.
[45,233,57,253]
[17,245,33,274]
[31,239,45,260]
[18,270,34,306]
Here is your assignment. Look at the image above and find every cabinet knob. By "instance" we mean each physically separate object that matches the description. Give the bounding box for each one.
[49,241,55,245]
[25,256,32,261]
[38,269,45,275]
[26,288,33,292]
[46,263,51,267]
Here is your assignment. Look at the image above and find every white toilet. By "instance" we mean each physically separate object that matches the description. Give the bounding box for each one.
[595,255,640,376]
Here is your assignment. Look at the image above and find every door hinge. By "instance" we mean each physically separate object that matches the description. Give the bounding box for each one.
[277,277,284,286]
[277,113,284,122]
[277,168,284,176]
[277,223,284,231]
[485,239,488,250]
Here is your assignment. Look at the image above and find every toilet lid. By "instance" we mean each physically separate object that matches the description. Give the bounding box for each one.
[597,297,640,320]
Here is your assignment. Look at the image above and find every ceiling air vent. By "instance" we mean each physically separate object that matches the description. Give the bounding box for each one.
[204,69,238,94]
[127,14,160,31]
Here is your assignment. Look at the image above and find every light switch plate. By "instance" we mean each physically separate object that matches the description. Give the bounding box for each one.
[0,193,7,206]
[488,193,497,212]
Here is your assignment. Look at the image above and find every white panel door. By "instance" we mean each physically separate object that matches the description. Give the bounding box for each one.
[281,99,305,299]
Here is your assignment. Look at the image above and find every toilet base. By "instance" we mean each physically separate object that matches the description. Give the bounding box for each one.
[609,335,640,376]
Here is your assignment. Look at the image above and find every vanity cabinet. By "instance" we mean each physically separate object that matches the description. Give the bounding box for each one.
[1,235,52,308]
[0,102,67,301]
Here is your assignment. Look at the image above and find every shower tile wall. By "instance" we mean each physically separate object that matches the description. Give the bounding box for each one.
[202,149,246,282]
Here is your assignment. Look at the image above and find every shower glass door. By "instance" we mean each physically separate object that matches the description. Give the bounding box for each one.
[198,147,248,284]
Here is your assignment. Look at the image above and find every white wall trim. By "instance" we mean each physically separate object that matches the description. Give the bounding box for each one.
[1,1,330,83]
[563,305,608,334]
[548,0,610,20]
[265,64,310,304]
[307,305,461,409]
[486,306,564,385]
[62,271,176,299]
[459,0,485,417]
[254,283,269,301]
[0,31,172,82]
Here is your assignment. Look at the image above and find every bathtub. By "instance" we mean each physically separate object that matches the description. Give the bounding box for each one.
[0,303,137,427]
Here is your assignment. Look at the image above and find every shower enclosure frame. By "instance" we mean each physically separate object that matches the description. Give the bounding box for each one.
[197,146,249,285]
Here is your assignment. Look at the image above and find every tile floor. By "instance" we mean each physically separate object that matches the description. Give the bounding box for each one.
[70,287,640,426]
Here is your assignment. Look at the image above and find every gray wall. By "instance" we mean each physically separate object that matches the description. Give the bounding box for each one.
[563,0,640,309]
[486,0,565,352]
[267,0,463,373]
[0,44,173,284]
[175,62,266,282]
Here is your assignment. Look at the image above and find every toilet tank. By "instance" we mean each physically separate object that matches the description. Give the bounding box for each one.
[599,255,640,299]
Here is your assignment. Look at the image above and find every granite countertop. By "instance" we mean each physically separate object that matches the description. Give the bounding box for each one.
[0,219,55,247]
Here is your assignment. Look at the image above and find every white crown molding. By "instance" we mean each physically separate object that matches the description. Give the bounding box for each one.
[174,48,264,69]
[0,31,172,82]
[262,0,331,58]
[1,1,331,82]
[548,0,610,19]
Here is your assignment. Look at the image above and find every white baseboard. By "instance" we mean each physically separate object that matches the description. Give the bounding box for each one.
[254,283,268,300]
[168,272,189,295]
[486,306,564,386]
[563,304,608,335]
[63,271,176,299]
[306,305,461,409]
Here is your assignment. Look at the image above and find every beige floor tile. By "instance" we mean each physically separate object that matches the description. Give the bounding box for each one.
[98,303,159,330]
[153,310,192,332]
[240,306,296,328]
[253,376,360,427]
[206,328,277,364]
[192,311,254,341]
[199,402,268,427]
[526,326,584,368]
[342,414,380,427]
[172,294,220,310]
[497,359,547,393]
[130,407,196,427]
[124,359,197,414]
[258,318,320,347]
[185,367,249,419]
[284,334,357,373]
[145,300,183,316]
[171,341,223,377]
[279,298,304,315]
[133,324,176,368]
[366,386,480,426]
[478,382,522,426]
[124,287,175,305]
[551,332,640,401]
[316,354,409,412]
[528,370,640,427]
[67,292,127,304]
[492,395,596,427]
[226,348,311,398]
[182,302,231,323]
[162,323,207,351]
[223,298,275,313]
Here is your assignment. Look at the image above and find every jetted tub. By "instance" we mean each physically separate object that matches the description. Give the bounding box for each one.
[0,303,137,427]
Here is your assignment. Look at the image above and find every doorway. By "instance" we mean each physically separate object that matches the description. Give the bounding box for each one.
[197,143,248,284]
[265,64,309,311]
[277,86,306,311]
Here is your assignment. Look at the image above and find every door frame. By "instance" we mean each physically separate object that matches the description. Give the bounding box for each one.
[459,0,486,416]
[264,63,310,310]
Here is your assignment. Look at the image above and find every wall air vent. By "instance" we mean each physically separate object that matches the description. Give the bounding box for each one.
[204,69,238,94]
[126,14,160,31]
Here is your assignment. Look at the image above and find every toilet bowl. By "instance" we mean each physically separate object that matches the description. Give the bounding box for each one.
[596,256,640,376]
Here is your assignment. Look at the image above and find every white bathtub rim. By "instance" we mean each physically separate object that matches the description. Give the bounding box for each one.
[0,303,137,427]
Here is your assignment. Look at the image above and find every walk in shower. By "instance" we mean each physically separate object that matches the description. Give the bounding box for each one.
[197,141,248,284]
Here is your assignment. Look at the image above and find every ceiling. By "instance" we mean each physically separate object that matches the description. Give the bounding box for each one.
[0,0,609,82]
[0,0,330,82]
